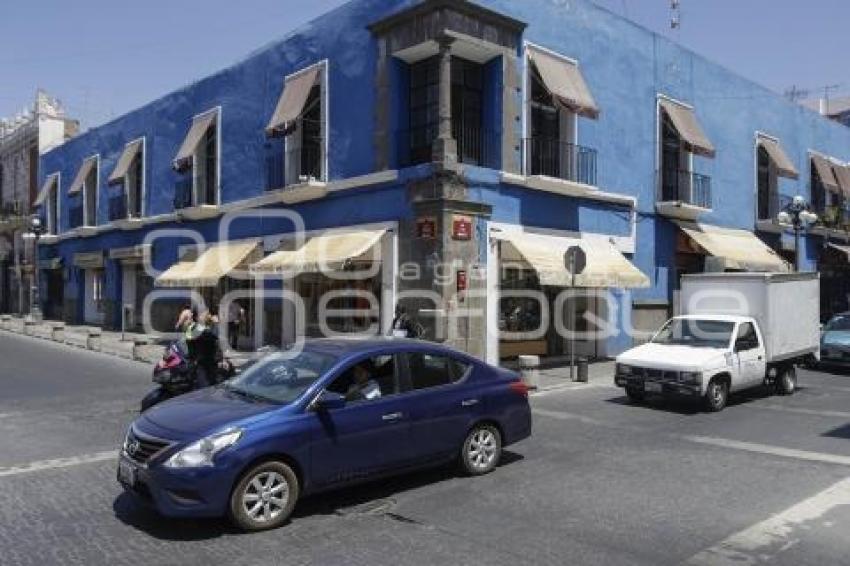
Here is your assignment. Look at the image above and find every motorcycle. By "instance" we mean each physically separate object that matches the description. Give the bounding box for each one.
[140,339,234,412]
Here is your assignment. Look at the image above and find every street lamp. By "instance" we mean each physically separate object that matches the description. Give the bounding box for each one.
[23,215,46,321]
[777,195,818,272]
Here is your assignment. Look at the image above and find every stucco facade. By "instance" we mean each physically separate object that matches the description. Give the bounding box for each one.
[37,0,850,362]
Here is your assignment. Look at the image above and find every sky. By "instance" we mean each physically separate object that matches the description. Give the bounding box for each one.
[2,0,849,130]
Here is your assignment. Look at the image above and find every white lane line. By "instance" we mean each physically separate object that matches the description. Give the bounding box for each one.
[750,404,850,420]
[686,476,850,566]
[0,451,117,478]
[683,435,850,467]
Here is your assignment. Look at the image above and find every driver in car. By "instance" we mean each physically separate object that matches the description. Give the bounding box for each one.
[345,363,381,401]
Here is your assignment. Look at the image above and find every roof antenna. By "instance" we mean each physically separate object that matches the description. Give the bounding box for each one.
[670,0,681,30]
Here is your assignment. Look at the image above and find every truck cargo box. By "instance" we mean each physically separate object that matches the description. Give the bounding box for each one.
[679,272,820,363]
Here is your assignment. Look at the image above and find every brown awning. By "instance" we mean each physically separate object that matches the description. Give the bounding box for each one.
[528,47,599,119]
[811,154,839,193]
[68,157,97,196]
[758,136,798,179]
[832,164,850,198]
[266,66,321,136]
[676,221,790,272]
[173,111,217,170]
[659,99,715,158]
[34,173,58,207]
[108,139,143,185]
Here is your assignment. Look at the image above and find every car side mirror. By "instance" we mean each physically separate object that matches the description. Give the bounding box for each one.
[314,390,346,411]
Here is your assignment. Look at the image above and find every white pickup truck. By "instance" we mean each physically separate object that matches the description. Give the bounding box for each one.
[615,273,820,411]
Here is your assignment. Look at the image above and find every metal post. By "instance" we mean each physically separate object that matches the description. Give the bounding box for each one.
[794,222,801,272]
[31,233,42,321]
[569,253,576,381]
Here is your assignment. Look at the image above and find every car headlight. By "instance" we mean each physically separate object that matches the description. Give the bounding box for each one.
[679,371,702,385]
[164,428,243,469]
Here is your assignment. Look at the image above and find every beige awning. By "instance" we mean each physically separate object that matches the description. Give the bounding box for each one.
[173,111,217,170]
[108,139,143,185]
[68,157,97,196]
[34,173,58,207]
[528,47,599,119]
[831,164,850,198]
[265,66,321,136]
[659,99,715,158]
[494,231,650,288]
[676,221,790,272]
[156,240,261,288]
[252,228,386,274]
[811,154,839,193]
[758,136,798,179]
[73,251,104,269]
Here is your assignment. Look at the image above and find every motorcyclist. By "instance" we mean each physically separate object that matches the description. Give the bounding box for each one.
[186,312,227,388]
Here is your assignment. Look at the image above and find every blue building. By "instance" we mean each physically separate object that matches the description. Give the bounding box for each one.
[34,0,850,364]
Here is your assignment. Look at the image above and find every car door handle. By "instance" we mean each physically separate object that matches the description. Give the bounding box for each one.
[382,412,404,422]
[461,399,480,407]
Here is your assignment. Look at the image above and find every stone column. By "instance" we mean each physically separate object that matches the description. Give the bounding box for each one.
[432,36,457,165]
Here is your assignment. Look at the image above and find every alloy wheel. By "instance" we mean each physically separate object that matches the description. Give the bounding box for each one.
[468,428,498,471]
[242,471,290,524]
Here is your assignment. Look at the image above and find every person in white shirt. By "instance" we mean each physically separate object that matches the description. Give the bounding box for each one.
[345,363,381,402]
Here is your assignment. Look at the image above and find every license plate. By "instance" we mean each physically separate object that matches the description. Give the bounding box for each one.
[118,459,137,487]
[645,382,663,393]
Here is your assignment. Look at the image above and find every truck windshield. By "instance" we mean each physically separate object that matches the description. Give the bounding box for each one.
[652,319,735,349]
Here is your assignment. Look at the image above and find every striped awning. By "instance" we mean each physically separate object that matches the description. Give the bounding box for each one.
[493,231,649,288]
[811,154,840,193]
[528,46,599,119]
[677,221,790,273]
[156,240,261,288]
[68,157,97,196]
[252,229,386,274]
[108,139,143,185]
[757,136,798,179]
[831,164,850,198]
[173,110,217,170]
[659,99,715,158]
[265,66,321,136]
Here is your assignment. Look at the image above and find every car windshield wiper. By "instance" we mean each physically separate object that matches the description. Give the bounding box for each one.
[219,383,278,405]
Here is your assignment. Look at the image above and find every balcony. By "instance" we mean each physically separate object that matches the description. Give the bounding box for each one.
[395,125,500,169]
[173,176,220,220]
[522,138,597,186]
[656,169,712,220]
[755,193,791,233]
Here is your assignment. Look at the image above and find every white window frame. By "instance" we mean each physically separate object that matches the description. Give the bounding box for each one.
[124,136,146,218]
[521,42,579,177]
[283,59,329,186]
[82,154,100,227]
[189,106,221,206]
[753,132,780,222]
[656,94,694,203]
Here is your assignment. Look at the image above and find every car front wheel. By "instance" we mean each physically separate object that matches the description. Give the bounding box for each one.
[460,424,502,476]
[704,378,729,412]
[229,461,299,531]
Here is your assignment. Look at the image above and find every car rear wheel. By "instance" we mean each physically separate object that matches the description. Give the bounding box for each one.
[775,366,797,396]
[229,461,299,532]
[460,424,502,476]
[704,378,728,412]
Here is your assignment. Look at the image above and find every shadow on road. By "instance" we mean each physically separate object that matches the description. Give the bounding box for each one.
[112,450,524,539]
[823,423,850,440]
[605,386,780,415]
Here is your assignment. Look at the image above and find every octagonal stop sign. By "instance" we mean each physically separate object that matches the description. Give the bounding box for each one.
[564,245,587,277]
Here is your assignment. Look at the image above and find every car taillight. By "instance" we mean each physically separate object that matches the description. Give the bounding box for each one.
[509,380,530,397]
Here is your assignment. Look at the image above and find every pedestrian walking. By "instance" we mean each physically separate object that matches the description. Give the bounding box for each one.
[224,300,244,350]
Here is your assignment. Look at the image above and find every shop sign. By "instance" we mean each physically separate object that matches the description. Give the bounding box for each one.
[452,215,472,241]
[416,217,437,240]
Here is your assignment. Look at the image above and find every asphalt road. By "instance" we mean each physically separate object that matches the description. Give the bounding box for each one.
[1,331,849,566]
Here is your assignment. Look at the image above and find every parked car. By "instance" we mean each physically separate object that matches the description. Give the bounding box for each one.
[117,338,532,531]
[615,273,820,411]
[819,312,850,368]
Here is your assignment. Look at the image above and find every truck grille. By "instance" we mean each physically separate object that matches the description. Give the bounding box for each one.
[634,367,678,381]
[124,429,171,465]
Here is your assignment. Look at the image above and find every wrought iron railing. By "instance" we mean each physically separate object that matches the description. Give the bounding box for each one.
[522,138,597,186]
[265,140,324,191]
[660,169,712,209]
[396,124,500,169]
[108,194,127,222]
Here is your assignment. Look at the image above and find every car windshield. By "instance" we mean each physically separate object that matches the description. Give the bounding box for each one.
[222,350,338,404]
[652,318,735,349]
[825,315,850,332]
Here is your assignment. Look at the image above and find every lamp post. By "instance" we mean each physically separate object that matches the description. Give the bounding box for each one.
[777,195,818,272]
[23,215,46,321]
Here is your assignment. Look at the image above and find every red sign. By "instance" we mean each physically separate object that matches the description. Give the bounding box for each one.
[416,217,437,240]
[452,215,472,240]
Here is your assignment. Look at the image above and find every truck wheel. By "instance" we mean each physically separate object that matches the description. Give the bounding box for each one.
[704,378,728,412]
[625,386,645,403]
[775,366,796,396]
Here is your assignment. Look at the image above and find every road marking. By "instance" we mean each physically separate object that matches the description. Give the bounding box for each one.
[751,404,850,420]
[0,451,117,478]
[682,436,850,467]
[686,476,850,565]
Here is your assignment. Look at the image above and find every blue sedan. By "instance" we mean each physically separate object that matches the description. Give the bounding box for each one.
[117,338,532,531]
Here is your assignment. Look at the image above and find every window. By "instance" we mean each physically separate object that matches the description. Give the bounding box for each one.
[326,355,398,403]
[127,151,143,217]
[287,84,323,186]
[172,109,219,208]
[757,146,774,220]
[734,322,760,351]
[407,352,470,390]
[660,112,686,202]
[408,56,440,166]
[451,57,485,165]
[47,180,58,234]
[84,159,98,226]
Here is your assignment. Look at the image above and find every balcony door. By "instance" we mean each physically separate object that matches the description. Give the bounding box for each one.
[661,114,686,202]
[756,146,773,220]
[451,57,485,165]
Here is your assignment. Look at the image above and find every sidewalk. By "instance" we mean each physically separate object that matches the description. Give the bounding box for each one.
[524,360,617,394]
